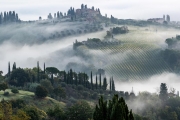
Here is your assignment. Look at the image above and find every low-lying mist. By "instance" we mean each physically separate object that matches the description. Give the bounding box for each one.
[1,23,180,95]
[0,22,106,74]
[115,72,180,94]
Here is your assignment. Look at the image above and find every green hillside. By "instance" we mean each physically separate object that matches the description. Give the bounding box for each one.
[75,25,177,80]
[0,89,66,111]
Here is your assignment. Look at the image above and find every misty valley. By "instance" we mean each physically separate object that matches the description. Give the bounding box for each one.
[1,3,180,120]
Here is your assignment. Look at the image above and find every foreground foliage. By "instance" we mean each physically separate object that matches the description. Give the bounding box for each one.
[93,94,134,120]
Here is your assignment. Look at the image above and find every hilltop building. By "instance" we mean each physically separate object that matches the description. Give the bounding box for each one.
[147,18,164,24]
[147,14,170,24]
[75,4,101,22]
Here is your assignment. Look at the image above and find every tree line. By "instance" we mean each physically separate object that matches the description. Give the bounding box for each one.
[6,61,116,92]
[0,11,20,24]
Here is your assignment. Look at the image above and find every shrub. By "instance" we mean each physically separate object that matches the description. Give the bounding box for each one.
[26,83,40,92]
[4,91,9,96]
[0,82,8,92]
[11,99,26,109]
[47,105,65,120]
[24,105,47,120]
[66,100,93,120]
[91,92,98,99]
[77,85,84,91]
[61,82,66,87]
[40,79,53,93]
[69,97,77,104]
[11,88,19,94]
[82,91,89,99]
[35,85,48,98]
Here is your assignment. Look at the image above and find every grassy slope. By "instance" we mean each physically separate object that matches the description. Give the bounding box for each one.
[77,25,178,80]
[0,89,66,111]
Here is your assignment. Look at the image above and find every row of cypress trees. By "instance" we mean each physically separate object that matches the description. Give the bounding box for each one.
[93,94,134,120]
[8,62,16,77]
[8,61,116,91]
[0,11,19,24]
[63,69,115,91]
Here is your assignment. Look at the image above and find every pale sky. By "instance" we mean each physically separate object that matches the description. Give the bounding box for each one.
[0,0,180,21]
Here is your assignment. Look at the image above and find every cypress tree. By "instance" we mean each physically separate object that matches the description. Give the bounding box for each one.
[98,8,101,14]
[0,15,2,24]
[6,12,9,22]
[103,77,107,90]
[110,78,112,91]
[57,11,60,18]
[159,83,168,101]
[12,11,15,21]
[75,72,78,86]
[129,109,134,120]
[8,62,10,77]
[96,74,97,89]
[0,13,2,24]
[12,62,16,71]
[9,11,12,22]
[93,94,134,120]
[37,61,40,83]
[44,63,45,74]
[51,74,54,85]
[64,71,67,83]
[92,6,94,10]
[70,69,73,84]
[85,75,88,88]
[91,71,93,90]
[112,77,115,91]
[99,73,101,89]
[78,72,80,85]
[16,13,18,21]
[83,72,86,87]
[67,71,70,84]
[4,12,6,23]
[81,4,84,9]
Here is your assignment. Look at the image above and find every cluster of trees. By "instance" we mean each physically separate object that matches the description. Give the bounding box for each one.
[0,99,47,120]
[0,94,134,120]
[0,11,20,24]
[67,7,76,20]
[132,83,180,120]
[47,11,64,19]
[87,38,101,43]
[105,26,129,39]
[165,35,180,48]
[63,69,115,91]
[161,48,180,70]
[7,62,47,86]
[112,26,129,34]
[0,82,8,93]
[4,62,116,100]
[73,37,120,50]
[93,94,134,120]
[47,94,135,120]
